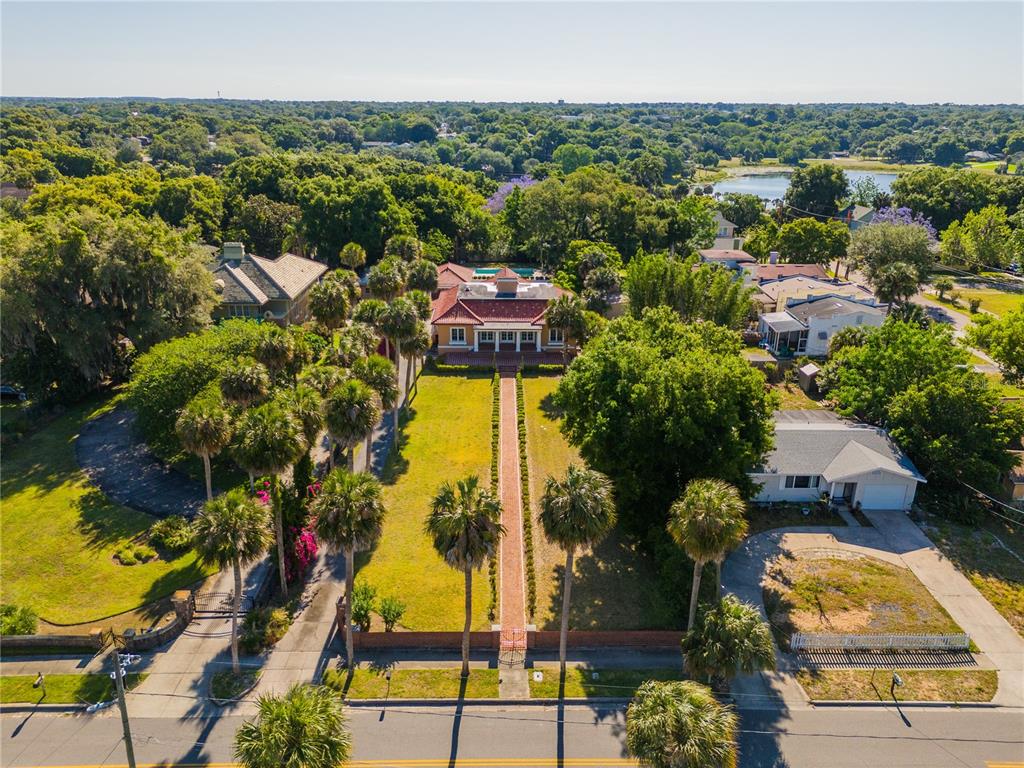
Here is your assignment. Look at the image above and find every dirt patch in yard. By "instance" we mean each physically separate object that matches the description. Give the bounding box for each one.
[764,551,961,650]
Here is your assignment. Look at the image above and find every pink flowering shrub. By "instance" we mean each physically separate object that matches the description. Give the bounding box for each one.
[285,526,318,583]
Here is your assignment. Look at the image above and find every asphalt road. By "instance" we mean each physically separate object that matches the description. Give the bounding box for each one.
[3,704,1022,767]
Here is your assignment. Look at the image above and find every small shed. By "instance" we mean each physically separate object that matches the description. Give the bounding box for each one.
[797,362,820,395]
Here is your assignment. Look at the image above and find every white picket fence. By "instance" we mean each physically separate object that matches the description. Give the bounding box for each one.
[791,632,971,652]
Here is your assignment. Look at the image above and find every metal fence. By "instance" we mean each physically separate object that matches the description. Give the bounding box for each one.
[791,633,971,652]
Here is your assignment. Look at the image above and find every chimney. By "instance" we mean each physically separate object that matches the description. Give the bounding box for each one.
[769,251,779,265]
[221,242,245,264]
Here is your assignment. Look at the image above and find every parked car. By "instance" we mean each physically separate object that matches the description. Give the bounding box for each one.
[0,386,27,402]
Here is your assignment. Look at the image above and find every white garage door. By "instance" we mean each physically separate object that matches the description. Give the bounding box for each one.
[859,484,908,510]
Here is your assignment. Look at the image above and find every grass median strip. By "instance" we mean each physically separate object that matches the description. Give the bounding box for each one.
[323,668,500,699]
[529,667,682,699]
[0,673,146,704]
[796,669,997,702]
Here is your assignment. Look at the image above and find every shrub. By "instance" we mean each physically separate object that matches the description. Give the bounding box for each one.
[351,581,377,631]
[515,372,538,620]
[487,372,501,622]
[949,290,962,306]
[115,542,157,566]
[968,297,982,313]
[379,596,407,631]
[763,362,778,383]
[148,515,194,552]
[0,604,38,636]
[240,606,293,653]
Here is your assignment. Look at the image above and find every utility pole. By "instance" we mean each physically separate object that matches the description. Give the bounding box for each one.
[112,649,137,768]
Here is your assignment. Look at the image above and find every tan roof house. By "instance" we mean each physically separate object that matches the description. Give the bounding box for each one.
[756,275,878,312]
[210,242,328,326]
[430,267,572,355]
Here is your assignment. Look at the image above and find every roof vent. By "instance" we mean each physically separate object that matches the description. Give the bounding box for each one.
[221,242,246,264]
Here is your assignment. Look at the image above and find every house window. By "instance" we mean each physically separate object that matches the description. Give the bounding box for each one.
[500,331,516,343]
[549,327,564,344]
[785,475,820,489]
[450,327,466,344]
[521,331,536,343]
[479,331,494,343]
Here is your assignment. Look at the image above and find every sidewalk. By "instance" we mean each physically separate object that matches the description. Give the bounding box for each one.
[497,373,526,632]
[722,516,1024,709]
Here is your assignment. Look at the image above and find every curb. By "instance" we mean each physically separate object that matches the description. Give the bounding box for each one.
[809,699,1006,709]
[342,697,632,707]
[0,703,86,714]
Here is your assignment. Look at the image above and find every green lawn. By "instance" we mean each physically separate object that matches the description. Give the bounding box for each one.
[746,502,846,535]
[985,372,1024,398]
[356,372,494,631]
[934,288,1024,317]
[796,669,996,702]
[922,514,1024,636]
[772,382,823,410]
[529,667,682,699]
[0,673,145,704]
[522,375,681,630]
[324,668,500,699]
[965,161,1019,175]
[0,399,213,625]
[764,554,961,650]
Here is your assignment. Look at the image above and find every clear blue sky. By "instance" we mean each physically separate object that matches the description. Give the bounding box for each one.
[2,1,1021,103]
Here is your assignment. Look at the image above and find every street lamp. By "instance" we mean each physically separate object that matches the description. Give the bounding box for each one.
[890,672,904,700]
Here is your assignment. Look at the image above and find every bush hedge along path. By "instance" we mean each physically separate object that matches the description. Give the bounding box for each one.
[497,371,527,632]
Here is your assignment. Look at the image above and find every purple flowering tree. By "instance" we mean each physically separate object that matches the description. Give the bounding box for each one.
[485,175,537,213]
[872,207,937,242]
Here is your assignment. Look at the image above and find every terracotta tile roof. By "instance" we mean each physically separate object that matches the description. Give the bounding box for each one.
[461,299,549,323]
[753,264,829,283]
[436,262,475,291]
[494,266,520,280]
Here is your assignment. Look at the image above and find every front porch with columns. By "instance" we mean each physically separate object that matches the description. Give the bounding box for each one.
[473,326,543,354]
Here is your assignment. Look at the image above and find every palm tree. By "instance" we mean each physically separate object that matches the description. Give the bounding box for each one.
[282,385,324,481]
[425,475,504,677]
[404,325,431,398]
[351,355,397,470]
[539,464,616,675]
[324,379,380,472]
[377,296,421,436]
[235,684,350,768]
[366,257,406,301]
[545,294,585,366]
[681,595,776,691]
[872,260,921,313]
[233,402,307,596]
[255,332,295,385]
[667,478,748,630]
[312,468,386,666]
[220,358,271,408]
[339,242,367,271]
[175,396,232,501]
[299,364,346,397]
[626,680,738,768]
[308,272,350,331]
[193,489,272,673]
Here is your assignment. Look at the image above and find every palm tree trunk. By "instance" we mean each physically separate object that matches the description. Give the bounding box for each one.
[202,453,213,502]
[715,559,723,601]
[688,560,704,630]
[345,545,355,667]
[248,471,255,492]
[393,340,403,440]
[462,566,472,678]
[559,546,575,676]
[833,258,841,279]
[365,432,373,473]
[272,475,288,597]
[347,443,355,472]
[403,351,413,410]
[328,439,336,470]
[231,555,242,674]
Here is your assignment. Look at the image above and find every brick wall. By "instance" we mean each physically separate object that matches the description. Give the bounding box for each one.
[530,631,684,649]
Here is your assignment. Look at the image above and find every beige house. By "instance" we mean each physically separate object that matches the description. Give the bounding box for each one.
[756,275,878,312]
[431,267,571,354]
[210,242,327,326]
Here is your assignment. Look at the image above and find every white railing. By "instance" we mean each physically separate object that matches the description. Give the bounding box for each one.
[791,633,971,652]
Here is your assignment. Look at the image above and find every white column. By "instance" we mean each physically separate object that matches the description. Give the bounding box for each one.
[473,333,479,352]
[515,332,521,352]
[535,332,541,352]
[495,334,499,352]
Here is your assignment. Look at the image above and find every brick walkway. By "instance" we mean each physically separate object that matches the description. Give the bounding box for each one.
[497,373,526,631]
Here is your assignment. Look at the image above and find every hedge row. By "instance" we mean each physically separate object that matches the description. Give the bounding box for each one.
[487,372,500,623]
[515,372,538,621]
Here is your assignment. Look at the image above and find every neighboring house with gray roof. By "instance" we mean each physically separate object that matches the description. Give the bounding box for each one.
[750,411,925,510]
[210,242,328,326]
[758,295,885,357]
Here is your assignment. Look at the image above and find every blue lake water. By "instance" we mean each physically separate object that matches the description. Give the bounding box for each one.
[712,169,898,201]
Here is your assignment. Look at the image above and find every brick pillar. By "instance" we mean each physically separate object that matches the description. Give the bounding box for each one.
[171,590,194,626]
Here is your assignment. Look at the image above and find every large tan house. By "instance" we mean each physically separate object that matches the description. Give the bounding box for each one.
[210,242,327,326]
[430,266,571,354]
